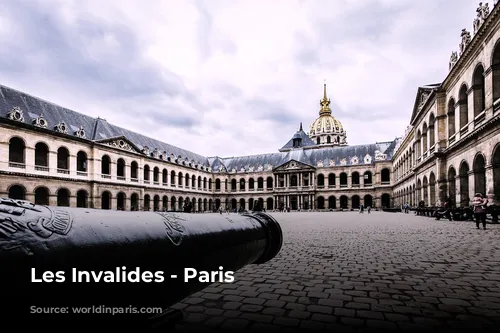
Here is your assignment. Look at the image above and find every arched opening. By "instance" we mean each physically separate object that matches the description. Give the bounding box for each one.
[77,151,87,172]
[249,178,255,190]
[257,198,264,211]
[178,173,183,186]
[290,174,298,187]
[364,195,373,208]
[416,130,422,157]
[429,173,436,206]
[239,178,245,191]
[154,167,160,183]
[101,155,111,175]
[208,199,213,211]
[117,158,125,178]
[207,178,211,190]
[131,161,138,179]
[381,193,391,208]
[257,177,264,189]
[328,173,335,187]
[77,190,88,208]
[248,198,254,210]
[493,41,500,104]
[154,195,160,211]
[317,196,325,209]
[328,196,336,209]
[267,177,273,189]
[473,154,486,196]
[57,147,70,171]
[198,176,202,189]
[327,136,331,144]
[101,191,112,210]
[143,194,151,211]
[178,197,184,211]
[198,198,202,212]
[340,173,347,187]
[185,174,190,187]
[35,186,49,205]
[317,137,320,145]
[8,184,25,200]
[381,168,390,183]
[340,195,348,209]
[447,98,456,138]
[231,199,237,210]
[472,64,485,117]
[162,169,168,184]
[351,172,360,187]
[317,174,324,187]
[422,176,429,205]
[422,123,428,153]
[35,142,49,168]
[192,175,196,188]
[448,167,456,205]
[417,179,422,203]
[459,84,469,129]
[144,165,150,181]
[363,171,372,186]
[204,198,208,211]
[57,188,70,207]
[266,198,273,210]
[215,179,221,190]
[9,137,25,165]
[130,193,139,211]
[170,196,177,211]
[231,179,237,191]
[351,195,360,209]
[429,114,435,148]
[215,199,221,210]
[494,145,500,201]
[117,192,126,210]
[170,171,176,185]
[459,161,470,207]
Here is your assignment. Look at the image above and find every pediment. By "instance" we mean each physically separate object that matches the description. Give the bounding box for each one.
[274,159,315,172]
[96,136,142,154]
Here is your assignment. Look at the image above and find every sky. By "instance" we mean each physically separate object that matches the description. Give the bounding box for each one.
[0,0,485,157]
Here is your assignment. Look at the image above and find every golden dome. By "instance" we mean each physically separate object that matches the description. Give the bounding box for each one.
[308,83,345,136]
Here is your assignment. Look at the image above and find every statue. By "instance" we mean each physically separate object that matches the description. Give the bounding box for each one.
[459,29,472,56]
[474,2,491,33]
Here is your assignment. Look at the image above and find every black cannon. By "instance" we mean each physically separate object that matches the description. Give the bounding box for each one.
[0,198,283,330]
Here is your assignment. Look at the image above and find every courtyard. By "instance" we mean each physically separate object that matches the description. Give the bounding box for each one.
[170,211,500,331]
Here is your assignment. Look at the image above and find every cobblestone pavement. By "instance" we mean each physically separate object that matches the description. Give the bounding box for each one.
[169,211,500,331]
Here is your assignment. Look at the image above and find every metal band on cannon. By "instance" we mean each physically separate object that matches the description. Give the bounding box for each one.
[0,198,283,329]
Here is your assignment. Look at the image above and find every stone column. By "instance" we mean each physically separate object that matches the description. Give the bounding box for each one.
[454,175,461,207]
[484,66,494,118]
[485,164,495,204]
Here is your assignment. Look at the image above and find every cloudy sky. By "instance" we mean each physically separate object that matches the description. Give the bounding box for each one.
[0,0,484,157]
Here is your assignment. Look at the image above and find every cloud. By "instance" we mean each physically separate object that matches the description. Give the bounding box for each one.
[0,0,485,157]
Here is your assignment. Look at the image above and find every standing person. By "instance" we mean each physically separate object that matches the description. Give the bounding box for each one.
[219,206,223,215]
[445,196,453,221]
[472,193,488,230]
[367,206,371,214]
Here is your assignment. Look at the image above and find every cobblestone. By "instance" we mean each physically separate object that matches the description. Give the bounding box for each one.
[169,212,500,331]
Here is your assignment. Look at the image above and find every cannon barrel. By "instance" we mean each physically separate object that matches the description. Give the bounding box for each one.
[0,198,283,329]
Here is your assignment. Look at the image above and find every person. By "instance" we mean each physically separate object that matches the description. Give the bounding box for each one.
[219,206,223,215]
[472,193,488,230]
[404,203,409,214]
[359,204,364,214]
[444,196,453,221]
[367,206,371,214]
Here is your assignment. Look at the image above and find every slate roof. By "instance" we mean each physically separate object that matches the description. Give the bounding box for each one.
[0,84,397,173]
[0,84,209,166]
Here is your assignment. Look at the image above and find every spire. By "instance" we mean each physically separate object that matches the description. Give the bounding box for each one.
[299,122,303,131]
[319,81,331,116]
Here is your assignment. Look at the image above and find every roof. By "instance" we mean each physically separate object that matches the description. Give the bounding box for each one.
[0,84,209,166]
[0,84,397,173]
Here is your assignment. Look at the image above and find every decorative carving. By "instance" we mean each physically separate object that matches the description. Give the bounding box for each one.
[418,92,429,110]
[7,106,24,122]
[75,126,86,138]
[257,165,264,172]
[0,198,73,244]
[364,154,372,164]
[155,212,186,246]
[474,2,490,34]
[32,114,47,128]
[54,121,68,134]
[266,164,273,171]
[142,146,150,155]
[449,51,458,71]
[152,148,159,159]
[162,151,168,160]
[240,167,245,172]
[231,168,236,173]
[374,150,387,161]
[104,139,135,152]
[317,160,324,167]
[350,156,359,165]
[329,159,335,166]
[249,166,255,172]
[340,158,347,166]
[459,29,472,56]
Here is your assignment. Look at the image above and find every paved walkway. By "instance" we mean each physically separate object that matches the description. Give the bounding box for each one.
[169,211,500,331]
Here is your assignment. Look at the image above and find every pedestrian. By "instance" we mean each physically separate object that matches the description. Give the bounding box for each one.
[472,193,488,230]
[367,206,371,214]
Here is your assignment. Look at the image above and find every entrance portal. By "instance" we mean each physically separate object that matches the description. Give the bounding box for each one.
[290,196,298,210]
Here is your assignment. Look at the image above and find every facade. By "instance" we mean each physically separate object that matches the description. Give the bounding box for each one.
[392,2,500,208]
[1,3,499,212]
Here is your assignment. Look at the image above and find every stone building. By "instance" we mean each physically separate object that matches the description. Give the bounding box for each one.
[392,2,500,208]
[0,81,395,212]
[1,2,499,212]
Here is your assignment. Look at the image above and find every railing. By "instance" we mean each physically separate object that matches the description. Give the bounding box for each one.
[35,166,49,172]
[117,176,125,181]
[131,178,138,182]
[57,168,70,174]
[144,180,150,184]
[8,162,25,168]
[154,181,159,185]
[77,171,87,176]
[101,174,111,179]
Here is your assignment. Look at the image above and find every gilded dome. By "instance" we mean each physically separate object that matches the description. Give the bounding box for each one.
[309,115,344,135]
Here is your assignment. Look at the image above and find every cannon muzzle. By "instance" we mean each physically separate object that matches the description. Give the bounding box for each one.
[0,198,283,329]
